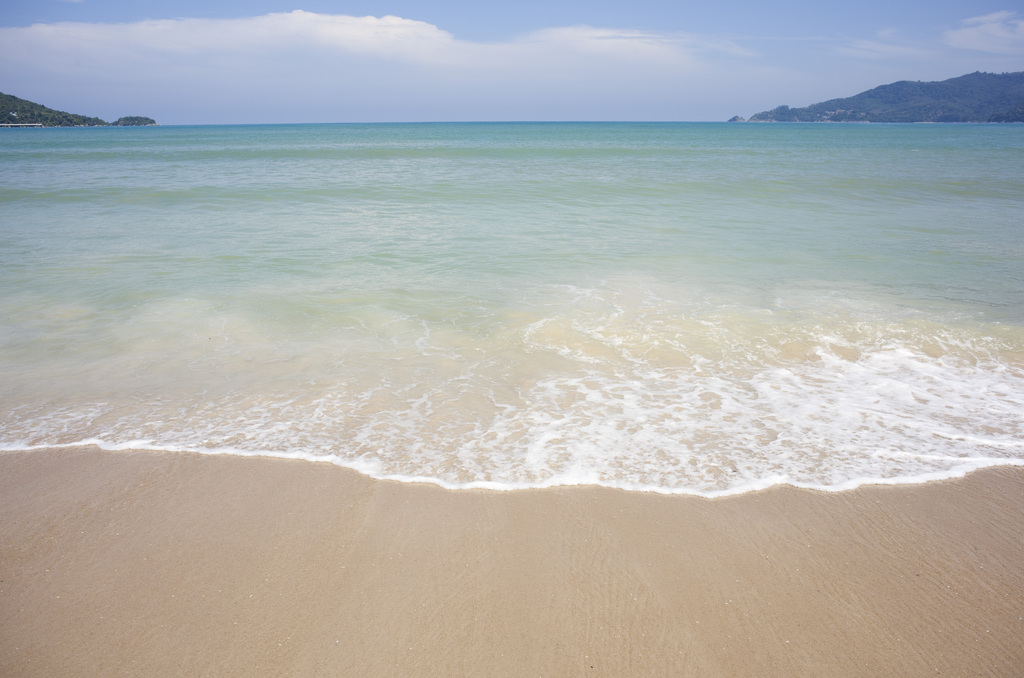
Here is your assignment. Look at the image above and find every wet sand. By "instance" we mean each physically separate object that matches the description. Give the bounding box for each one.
[2,446,1022,677]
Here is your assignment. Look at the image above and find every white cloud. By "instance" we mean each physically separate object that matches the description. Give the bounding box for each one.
[0,11,769,121]
[0,12,683,89]
[944,10,1024,54]
[0,12,698,69]
[519,26,752,63]
[6,12,456,63]
[835,38,931,60]
[963,10,1017,25]
[0,10,1013,123]
[828,26,933,60]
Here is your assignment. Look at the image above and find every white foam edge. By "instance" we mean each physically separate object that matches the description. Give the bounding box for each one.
[3,438,1023,498]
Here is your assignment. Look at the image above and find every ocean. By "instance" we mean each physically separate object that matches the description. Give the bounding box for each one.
[2,122,1022,495]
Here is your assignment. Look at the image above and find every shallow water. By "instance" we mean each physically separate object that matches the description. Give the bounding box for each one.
[2,122,1023,494]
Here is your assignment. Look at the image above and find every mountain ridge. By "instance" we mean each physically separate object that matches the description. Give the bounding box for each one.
[740,72,1024,123]
[1,92,156,127]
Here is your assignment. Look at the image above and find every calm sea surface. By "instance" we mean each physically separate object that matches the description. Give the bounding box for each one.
[2,122,1022,494]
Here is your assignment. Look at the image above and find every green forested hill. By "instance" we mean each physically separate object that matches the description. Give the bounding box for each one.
[746,72,1024,123]
[1,92,155,127]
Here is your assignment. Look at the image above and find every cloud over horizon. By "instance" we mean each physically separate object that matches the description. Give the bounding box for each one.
[1,10,1020,123]
[0,11,746,72]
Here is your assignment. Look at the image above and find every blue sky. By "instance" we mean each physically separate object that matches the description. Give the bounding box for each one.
[1,1,1022,123]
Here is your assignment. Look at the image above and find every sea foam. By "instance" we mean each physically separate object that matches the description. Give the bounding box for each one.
[2,122,1023,495]
[3,281,1022,495]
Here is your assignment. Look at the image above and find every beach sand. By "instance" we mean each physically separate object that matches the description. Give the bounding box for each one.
[1,446,1022,677]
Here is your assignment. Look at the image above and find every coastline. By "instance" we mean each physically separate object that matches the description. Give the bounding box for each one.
[2,446,1023,677]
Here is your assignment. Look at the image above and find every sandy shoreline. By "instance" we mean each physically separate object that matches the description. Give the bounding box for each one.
[2,446,1022,677]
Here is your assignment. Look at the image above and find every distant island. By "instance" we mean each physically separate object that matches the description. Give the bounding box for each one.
[1,92,156,127]
[733,71,1024,123]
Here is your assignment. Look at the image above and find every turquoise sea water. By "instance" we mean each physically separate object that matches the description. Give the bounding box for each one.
[2,122,1023,494]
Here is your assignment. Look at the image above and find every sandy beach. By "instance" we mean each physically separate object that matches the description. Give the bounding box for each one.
[1,446,1022,677]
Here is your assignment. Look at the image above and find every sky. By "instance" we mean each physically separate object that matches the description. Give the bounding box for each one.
[1,1,1023,123]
